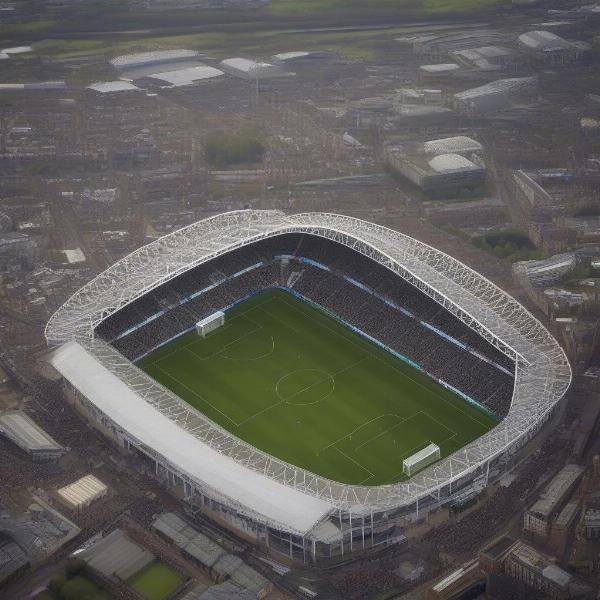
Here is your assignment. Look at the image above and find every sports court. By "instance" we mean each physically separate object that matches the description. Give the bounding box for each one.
[137,289,497,485]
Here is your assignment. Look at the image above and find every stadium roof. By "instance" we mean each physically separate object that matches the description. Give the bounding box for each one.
[0,411,62,454]
[46,210,571,516]
[51,341,334,535]
[148,65,224,87]
[423,136,482,155]
[86,81,140,94]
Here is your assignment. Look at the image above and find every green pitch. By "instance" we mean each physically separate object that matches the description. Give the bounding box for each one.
[138,289,498,485]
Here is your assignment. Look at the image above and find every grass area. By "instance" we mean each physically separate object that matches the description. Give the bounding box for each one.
[472,229,543,262]
[138,289,497,486]
[28,25,416,61]
[39,575,112,600]
[266,0,507,16]
[128,562,184,600]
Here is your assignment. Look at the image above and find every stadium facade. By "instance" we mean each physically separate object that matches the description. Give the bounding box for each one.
[46,211,571,563]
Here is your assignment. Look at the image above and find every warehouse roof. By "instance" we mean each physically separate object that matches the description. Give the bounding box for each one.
[518,30,573,51]
[454,77,535,100]
[419,63,461,73]
[423,136,482,155]
[0,46,32,55]
[219,58,285,79]
[272,51,310,61]
[428,153,481,174]
[80,529,154,582]
[152,512,226,567]
[148,65,224,87]
[110,50,200,69]
[51,342,334,536]
[57,474,107,509]
[454,45,513,61]
[0,411,63,453]
[0,535,28,584]
[528,464,584,519]
[86,81,140,94]
[191,581,255,600]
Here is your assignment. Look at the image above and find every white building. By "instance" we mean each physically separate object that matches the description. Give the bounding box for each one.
[57,474,108,511]
[454,77,536,113]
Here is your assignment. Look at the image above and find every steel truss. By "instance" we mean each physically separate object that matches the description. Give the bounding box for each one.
[46,210,571,516]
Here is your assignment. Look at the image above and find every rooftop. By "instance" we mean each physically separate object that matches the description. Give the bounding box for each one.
[86,81,140,94]
[518,30,573,51]
[528,464,584,519]
[0,411,63,453]
[110,50,200,69]
[454,77,535,100]
[423,136,482,155]
[419,63,461,73]
[148,65,224,87]
[57,474,108,509]
[428,153,481,174]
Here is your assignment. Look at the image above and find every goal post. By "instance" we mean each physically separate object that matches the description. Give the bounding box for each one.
[196,311,225,337]
[402,443,441,477]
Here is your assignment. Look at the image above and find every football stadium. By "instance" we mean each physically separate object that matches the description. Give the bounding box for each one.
[46,211,571,563]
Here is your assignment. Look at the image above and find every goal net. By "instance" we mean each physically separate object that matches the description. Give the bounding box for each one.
[196,311,225,337]
[402,443,441,477]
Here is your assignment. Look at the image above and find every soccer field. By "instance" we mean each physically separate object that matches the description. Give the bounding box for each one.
[137,289,498,485]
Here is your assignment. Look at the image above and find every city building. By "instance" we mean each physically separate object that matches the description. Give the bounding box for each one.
[453,77,536,113]
[523,464,584,539]
[0,411,64,461]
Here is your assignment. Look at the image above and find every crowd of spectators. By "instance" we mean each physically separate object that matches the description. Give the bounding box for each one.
[97,234,515,417]
[421,435,570,556]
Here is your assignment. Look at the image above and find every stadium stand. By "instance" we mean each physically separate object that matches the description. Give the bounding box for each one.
[96,234,514,418]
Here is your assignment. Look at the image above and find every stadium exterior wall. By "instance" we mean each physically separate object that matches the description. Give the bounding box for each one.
[46,211,571,560]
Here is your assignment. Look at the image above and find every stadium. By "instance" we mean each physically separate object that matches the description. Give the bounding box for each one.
[46,210,571,563]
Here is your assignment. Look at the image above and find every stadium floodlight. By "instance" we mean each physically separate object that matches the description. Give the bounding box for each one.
[403,443,441,477]
[196,311,225,337]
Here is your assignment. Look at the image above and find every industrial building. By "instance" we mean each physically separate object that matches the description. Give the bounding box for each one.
[0,232,37,268]
[584,508,600,539]
[514,252,579,288]
[0,533,28,587]
[453,77,536,113]
[480,536,591,599]
[152,512,268,592]
[451,45,517,71]
[271,50,337,67]
[110,50,201,70]
[146,65,224,87]
[523,464,584,539]
[518,30,589,65]
[57,474,108,511]
[385,147,485,194]
[422,136,482,156]
[86,81,141,94]
[0,411,63,461]
[218,58,286,80]
[79,529,154,583]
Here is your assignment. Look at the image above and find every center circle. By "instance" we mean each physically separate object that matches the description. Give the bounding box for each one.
[276,369,335,406]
